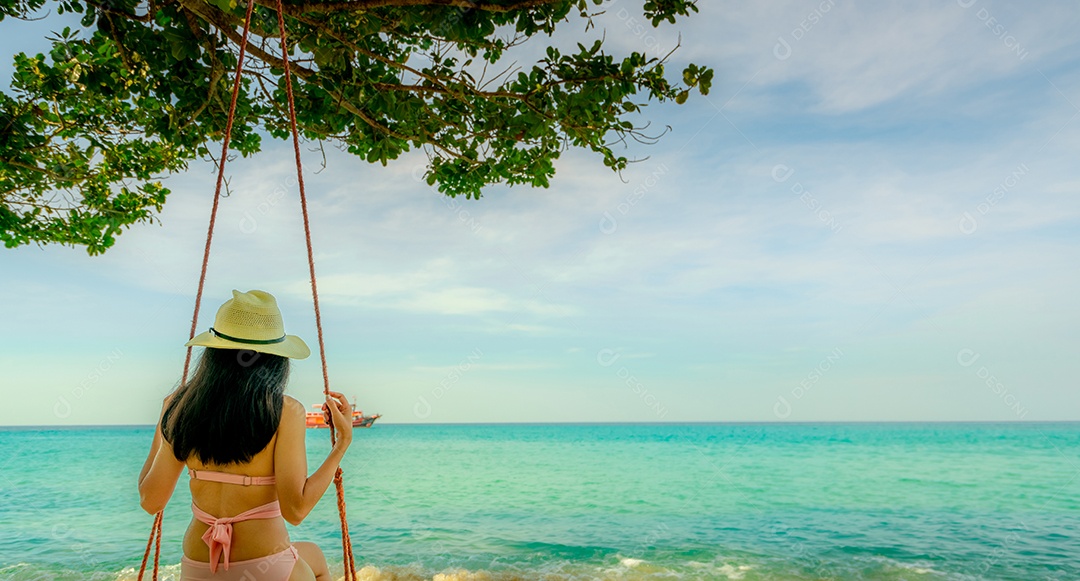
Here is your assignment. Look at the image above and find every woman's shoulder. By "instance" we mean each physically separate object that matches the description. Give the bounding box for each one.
[275,395,307,443]
[281,395,307,421]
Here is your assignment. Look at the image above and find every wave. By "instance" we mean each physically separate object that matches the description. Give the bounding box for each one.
[0,557,760,581]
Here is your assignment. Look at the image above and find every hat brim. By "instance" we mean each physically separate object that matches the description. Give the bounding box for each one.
[185,331,311,360]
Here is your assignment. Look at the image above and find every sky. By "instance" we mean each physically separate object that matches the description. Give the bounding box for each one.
[1,1,1078,425]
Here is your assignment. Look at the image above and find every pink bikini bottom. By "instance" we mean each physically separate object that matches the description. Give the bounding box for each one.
[180,545,299,581]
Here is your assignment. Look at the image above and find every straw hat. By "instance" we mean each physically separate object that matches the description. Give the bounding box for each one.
[185,290,310,359]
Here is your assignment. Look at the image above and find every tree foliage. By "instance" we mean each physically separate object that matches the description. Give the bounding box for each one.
[0,0,712,254]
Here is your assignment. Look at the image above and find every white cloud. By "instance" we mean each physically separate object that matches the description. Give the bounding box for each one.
[670,1,1080,113]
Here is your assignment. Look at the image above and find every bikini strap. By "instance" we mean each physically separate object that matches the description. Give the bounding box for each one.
[188,468,276,486]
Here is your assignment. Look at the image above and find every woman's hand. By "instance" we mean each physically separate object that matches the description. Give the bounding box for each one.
[325,391,354,450]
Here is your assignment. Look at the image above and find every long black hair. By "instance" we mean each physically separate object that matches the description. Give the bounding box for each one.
[162,347,290,465]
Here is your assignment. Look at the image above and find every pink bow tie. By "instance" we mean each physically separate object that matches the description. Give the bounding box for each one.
[190,501,283,573]
[201,521,235,572]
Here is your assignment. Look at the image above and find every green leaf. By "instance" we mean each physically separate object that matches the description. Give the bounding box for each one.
[1,0,712,253]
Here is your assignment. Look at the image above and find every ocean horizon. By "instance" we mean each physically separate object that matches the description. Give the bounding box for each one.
[4,420,1079,428]
[1,422,1077,580]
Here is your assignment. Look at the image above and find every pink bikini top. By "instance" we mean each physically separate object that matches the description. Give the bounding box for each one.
[187,468,281,573]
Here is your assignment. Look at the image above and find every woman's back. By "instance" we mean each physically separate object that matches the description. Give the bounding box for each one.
[182,409,288,563]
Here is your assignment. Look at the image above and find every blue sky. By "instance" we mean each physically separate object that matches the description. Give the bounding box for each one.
[1,1,1078,424]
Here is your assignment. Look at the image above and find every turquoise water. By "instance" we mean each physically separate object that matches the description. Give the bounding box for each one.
[0,423,1077,580]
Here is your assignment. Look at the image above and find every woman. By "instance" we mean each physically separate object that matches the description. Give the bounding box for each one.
[137,289,353,581]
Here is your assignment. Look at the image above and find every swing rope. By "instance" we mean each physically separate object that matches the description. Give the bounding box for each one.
[137,0,359,578]
[274,0,360,576]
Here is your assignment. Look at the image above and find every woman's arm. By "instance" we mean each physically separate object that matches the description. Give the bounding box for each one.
[138,394,185,514]
[137,421,161,486]
[275,392,353,525]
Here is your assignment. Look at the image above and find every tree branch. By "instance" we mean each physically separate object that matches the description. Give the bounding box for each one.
[265,0,563,16]
[179,0,472,162]
[287,11,453,95]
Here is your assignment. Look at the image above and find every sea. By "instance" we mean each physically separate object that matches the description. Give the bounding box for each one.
[0,423,1077,581]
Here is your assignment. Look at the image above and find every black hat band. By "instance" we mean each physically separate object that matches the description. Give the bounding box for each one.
[210,327,287,345]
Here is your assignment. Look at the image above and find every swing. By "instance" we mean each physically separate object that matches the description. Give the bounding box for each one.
[136,0,359,578]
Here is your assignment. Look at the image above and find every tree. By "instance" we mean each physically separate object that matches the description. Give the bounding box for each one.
[0,0,712,254]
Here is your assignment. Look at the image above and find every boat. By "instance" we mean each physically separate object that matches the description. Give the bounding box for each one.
[305,401,381,429]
